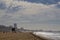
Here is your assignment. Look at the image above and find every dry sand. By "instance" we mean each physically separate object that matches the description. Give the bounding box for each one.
[0,32,50,40]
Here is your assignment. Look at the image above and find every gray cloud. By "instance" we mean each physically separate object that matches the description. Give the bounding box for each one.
[0,0,60,30]
[23,0,60,4]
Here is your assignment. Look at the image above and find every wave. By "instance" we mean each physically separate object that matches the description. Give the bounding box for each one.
[33,32,60,40]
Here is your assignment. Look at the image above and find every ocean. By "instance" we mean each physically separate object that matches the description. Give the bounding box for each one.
[33,32,60,40]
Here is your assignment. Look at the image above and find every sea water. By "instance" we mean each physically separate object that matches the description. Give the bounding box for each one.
[33,32,60,40]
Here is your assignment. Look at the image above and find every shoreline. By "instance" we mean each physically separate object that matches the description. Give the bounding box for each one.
[0,32,52,40]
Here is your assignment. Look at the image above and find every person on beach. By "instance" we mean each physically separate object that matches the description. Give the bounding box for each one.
[12,28,16,32]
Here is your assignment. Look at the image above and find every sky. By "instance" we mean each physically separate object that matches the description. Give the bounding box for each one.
[0,0,60,31]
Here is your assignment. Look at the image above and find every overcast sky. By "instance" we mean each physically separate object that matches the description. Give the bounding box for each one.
[0,0,60,30]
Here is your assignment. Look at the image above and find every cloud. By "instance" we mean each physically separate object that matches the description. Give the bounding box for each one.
[0,0,60,30]
[5,0,50,14]
[0,2,6,9]
[23,0,60,4]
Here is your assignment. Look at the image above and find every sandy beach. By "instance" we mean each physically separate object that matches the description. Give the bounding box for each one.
[0,32,51,40]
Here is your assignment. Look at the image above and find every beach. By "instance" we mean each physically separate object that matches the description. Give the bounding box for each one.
[0,32,50,40]
[0,32,60,40]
